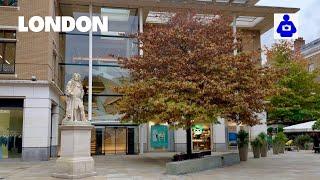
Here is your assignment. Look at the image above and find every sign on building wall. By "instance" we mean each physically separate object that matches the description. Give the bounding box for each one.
[228,132,238,145]
[150,125,168,149]
[228,126,238,146]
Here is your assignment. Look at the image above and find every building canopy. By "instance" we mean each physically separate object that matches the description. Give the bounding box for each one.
[284,121,320,133]
[59,0,299,34]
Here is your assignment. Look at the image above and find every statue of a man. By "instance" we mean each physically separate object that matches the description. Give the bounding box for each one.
[63,73,87,122]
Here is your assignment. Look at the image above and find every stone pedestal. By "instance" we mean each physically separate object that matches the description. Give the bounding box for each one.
[52,124,96,179]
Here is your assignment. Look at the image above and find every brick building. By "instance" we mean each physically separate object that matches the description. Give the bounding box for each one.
[298,38,320,73]
[0,0,62,161]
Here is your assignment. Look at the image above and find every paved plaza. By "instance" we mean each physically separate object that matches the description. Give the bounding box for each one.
[0,151,319,180]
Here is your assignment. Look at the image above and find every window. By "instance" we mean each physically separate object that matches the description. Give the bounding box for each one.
[308,63,315,72]
[0,0,18,7]
[0,30,16,74]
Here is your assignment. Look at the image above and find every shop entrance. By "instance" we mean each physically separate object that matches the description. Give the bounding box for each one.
[91,126,137,155]
[0,99,23,159]
[104,127,127,154]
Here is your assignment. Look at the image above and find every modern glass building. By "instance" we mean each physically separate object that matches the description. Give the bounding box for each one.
[0,0,298,160]
[59,5,140,155]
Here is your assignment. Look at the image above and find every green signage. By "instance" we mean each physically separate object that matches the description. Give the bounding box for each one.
[150,125,168,148]
[192,124,204,135]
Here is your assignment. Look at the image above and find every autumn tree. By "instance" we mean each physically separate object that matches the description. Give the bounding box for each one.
[116,11,278,155]
[267,42,320,125]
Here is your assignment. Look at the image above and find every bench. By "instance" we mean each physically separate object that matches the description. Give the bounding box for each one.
[314,147,320,153]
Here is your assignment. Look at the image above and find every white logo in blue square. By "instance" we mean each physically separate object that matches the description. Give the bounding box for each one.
[274,13,299,40]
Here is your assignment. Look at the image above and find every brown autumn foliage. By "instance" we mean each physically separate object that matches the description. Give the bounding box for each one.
[116,11,280,128]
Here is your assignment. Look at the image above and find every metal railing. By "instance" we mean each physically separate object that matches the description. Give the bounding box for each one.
[0,0,18,6]
[0,63,15,74]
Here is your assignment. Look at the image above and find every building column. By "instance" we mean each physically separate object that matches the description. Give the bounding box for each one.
[138,7,144,55]
[250,112,267,140]
[174,128,187,153]
[139,125,144,154]
[138,7,145,155]
[22,97,51,161]
[88,2,93,121]
[50,104,59,157]
[233,14,238,56]
[212,117,227,152]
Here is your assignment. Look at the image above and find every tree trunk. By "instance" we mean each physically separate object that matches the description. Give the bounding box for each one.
[186,128,192,157]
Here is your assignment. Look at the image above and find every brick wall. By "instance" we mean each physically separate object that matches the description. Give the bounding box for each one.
[306,52,320,73]
[241,30,261,54]
[0,0,60,83]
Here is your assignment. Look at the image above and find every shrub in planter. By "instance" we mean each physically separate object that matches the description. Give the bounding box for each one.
[258,132,268,157]
[251,137,262,158]
[172,151,211,161]
[294,135,312,150]
[279,146,285,153]
[274,132,287,154]
[276,132,288,154]
[237,130,249,161]
[272,138,279,155]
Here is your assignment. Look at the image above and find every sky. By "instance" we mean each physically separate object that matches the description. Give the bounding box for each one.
[256,0,320,48]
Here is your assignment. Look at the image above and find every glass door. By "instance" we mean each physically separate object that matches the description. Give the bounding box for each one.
[115,128,127,154]
[104,127,127,154]
[95,128,104,155]
[104,127,116,154]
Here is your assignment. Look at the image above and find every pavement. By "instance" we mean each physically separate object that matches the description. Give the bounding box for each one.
[0,151,319,180]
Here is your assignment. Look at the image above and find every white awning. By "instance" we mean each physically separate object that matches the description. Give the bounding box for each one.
[284,121,320,133]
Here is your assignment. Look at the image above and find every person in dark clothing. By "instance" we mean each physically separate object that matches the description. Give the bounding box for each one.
[313,134,320,153]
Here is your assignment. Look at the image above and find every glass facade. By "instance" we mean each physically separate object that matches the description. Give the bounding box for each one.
[60,5,139,155]
[90,126,138,155]
[60,6,138,122]
[0,109,23,159]
[104,127,127,154]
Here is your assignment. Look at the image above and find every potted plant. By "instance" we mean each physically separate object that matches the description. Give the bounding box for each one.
[237,130,249,161]
[258,132,268,157]
[251,137,262,158]
[272,138,279,155]
[294,135,312,150]
[275,132,287,153]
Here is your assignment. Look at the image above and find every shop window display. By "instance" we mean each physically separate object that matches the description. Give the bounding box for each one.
[192,124,211,152]
[0,109,23,159]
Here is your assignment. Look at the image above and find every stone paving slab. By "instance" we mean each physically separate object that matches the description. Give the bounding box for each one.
[0,151,319,180]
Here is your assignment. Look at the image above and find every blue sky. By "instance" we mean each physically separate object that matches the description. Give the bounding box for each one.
[256,0,320,48]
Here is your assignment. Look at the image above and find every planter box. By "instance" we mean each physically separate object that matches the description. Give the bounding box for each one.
[166,153,240,175]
